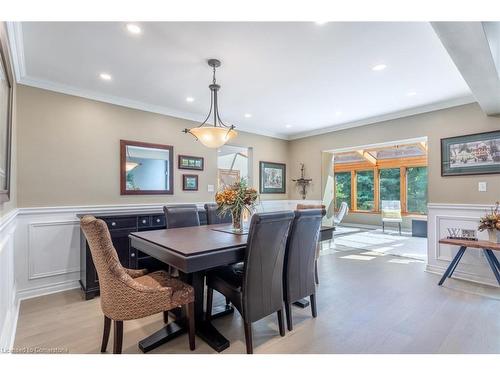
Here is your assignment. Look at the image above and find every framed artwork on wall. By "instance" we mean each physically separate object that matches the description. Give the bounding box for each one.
[182,174,199,191]
[441,130,500,176]
[178,155,204,171]
[259,161,286,194]
[0,29,13,203]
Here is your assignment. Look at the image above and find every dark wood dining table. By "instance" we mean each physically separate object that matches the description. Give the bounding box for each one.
[129,223,335,353]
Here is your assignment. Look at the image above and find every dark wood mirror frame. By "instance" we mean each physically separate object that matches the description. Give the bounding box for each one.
[120,140,174,195]
[0,25,13,204]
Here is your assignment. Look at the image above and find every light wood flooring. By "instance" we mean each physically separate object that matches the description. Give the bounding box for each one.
[14,247,500,354]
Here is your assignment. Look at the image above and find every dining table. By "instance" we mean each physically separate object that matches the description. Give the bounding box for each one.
[129,223,335,353]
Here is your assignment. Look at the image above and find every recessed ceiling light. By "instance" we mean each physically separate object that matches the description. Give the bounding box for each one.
[372,64,387,71]
[244,113,252,118]
[335,111,343,116]
[406,91,417,97]
[315,21,328,25]
[99,73,112,81]
[285,124,293,129]
[186,97,195,103]
[126,24,142,34]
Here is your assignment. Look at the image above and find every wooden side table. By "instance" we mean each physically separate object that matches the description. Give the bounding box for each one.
[438,238,500,286]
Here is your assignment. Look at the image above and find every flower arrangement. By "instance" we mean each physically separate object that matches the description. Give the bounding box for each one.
[215,179,258,232]
[478,202,500,243]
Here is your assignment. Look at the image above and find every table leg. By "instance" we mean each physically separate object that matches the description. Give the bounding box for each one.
[484,249,500,285]
[438,246,466,286]
[486,249,500,271]
[448,246,467,278]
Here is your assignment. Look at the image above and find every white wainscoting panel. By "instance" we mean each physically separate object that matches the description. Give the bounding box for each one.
[0,209,19,351]
[427,203,500,287]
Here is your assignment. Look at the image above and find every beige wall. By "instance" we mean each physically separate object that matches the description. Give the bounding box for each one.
[0,23,17,218]
[16,85,288,207]
[288,103,500,205]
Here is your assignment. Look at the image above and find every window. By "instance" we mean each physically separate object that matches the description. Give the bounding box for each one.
[407,167,428,214]
[379,168,400,201]
[356,170,374,211]
[334,172,351,210]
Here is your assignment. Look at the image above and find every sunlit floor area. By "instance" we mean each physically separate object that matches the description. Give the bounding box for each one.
[14,247,500,354]
[329,225,427,260]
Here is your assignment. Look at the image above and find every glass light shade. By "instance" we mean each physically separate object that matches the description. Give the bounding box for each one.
[125,161,140,172]
[189,126,238,148]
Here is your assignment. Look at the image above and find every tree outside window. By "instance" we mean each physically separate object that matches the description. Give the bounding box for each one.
[380,168,400,202]
[407,167,428,214]
[335,172,351,210]
[356,170,374,211]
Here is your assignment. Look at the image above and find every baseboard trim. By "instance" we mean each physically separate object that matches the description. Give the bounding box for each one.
[16,280,80,302]
[425,263,500,288]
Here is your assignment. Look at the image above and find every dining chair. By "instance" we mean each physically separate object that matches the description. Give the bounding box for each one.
[296,203,326,284]
[334,201,349,225]
[283,209,323,331]
[204,203,232,225]
[80,216,195,354]
[163,204,200,228]
[205,211,295,354]
[381,200,402,235]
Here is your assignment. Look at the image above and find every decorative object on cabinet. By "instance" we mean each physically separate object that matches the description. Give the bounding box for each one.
[120,140,174,195]
[0,28,13,203]
[259,161,286,194]
[182,174,199,191]
[446,227,478,241]
[478,202,500,243]
[292,163,312,199]
[79,210,208,300]
[182,59,238,148]
[215,179,258,233]
[178,155,204,170]
[441,130,500,176]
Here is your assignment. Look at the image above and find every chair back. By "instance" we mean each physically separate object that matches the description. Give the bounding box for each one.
[80,216,131,316]
[381,200,402,221]
[296,203,326,216]
[163,204,200,228]
[204,203,232,225]
[242,211,294,323]
[334,201,349,224]
[284,209,323,303]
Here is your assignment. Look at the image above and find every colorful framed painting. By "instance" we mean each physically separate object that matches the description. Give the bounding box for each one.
[259,161,286,194]
[441,130,500,176]
[182,174,199,191]
[178,155,204,171]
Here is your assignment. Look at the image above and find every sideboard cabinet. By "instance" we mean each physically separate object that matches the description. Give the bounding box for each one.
[79,210,207,300]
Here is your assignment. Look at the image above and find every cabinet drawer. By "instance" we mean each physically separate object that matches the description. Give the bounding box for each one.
[103,217,137,230]
[138,216,151,228]
[151,214,165,227]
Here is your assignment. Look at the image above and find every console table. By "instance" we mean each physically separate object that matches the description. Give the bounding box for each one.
[438,238,500,286]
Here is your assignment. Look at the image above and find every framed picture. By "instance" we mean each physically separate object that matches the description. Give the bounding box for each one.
[182,174,199,191]
[259,161,286,194]
[0,30,13,203]
[178,155,204,171]
[441,130,500,176]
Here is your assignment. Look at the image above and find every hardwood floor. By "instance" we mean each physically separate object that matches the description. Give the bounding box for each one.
[14,247,500,354]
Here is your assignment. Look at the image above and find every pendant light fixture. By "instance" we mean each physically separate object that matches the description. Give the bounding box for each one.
[183,59,238,148]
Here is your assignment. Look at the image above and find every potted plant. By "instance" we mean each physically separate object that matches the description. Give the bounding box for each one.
[215,180,258,232]
[478,202,500,243]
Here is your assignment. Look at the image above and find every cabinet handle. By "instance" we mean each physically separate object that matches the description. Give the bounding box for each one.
[111,222,116,227]
[142,219,147,224]
[156,219,161,223]
[130,252,135,258]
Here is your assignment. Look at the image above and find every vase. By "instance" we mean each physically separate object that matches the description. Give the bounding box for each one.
[487,229,500,243]
[231,209,243,233]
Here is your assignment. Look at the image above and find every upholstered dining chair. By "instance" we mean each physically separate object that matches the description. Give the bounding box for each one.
[205,211,295,354]
[204,203,232,225]
[283,209,323,331]
[163,204,200,228]
[80,216,195,354]
[296,203,326,284]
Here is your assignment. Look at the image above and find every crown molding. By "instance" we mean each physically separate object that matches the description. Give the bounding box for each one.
[287,95,477,141]
[5,21,25,82]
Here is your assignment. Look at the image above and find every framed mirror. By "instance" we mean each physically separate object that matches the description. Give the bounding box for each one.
[120,140,174,195]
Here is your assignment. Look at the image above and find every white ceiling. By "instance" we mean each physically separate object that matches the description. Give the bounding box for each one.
[9,22,474,139]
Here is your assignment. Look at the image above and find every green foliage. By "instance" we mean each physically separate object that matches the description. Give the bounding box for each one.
[356,170,374,210]
[380,168,400,201]
[335,172,351,209]
[407,167,428,213]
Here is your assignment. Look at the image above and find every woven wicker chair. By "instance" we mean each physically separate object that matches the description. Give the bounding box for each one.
[296,204,326,284]
[80,216,195,354]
